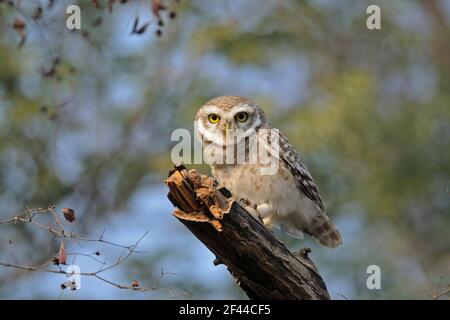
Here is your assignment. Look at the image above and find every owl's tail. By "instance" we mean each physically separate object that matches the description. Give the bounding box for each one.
[307,216,343,249]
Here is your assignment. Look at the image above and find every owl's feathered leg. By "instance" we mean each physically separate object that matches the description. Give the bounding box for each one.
[238,198,270,225]
[256,203,275,227]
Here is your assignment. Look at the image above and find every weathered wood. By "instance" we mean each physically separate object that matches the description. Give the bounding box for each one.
[165,166,330,300]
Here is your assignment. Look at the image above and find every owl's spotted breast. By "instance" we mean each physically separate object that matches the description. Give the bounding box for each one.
[212,163,319,236]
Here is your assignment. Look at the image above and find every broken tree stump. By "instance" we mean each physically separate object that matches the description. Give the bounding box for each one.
[165,166,331,300]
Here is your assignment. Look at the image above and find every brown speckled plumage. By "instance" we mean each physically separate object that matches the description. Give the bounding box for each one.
[195,96,342,248]
[204,95,255,110]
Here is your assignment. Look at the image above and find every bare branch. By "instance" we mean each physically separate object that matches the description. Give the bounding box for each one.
[165,166,331,300]
[0,205,164,294]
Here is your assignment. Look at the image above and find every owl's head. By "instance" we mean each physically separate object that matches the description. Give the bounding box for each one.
[195,96,267,145]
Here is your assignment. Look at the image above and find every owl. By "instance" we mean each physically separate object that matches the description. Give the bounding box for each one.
[195,96,342,248]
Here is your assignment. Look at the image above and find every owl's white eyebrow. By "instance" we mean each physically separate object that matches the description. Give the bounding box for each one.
[234,104,255,113]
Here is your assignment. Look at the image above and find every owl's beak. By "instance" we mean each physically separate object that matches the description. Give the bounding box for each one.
[220,120,232,131]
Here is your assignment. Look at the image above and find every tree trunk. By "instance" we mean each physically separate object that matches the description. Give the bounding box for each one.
[165,166,330,300]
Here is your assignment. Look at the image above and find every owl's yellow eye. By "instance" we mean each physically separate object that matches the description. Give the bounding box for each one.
[208,114,220,124]
[235,112,248,122]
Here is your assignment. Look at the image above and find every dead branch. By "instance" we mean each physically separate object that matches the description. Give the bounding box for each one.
[165,166,331,300]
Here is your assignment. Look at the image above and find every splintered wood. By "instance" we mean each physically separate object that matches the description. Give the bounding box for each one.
[165,167,234,232]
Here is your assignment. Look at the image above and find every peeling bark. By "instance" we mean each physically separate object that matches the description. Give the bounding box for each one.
[165,166,331,300]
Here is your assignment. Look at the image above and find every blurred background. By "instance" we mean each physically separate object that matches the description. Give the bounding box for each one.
[0,0,449,299]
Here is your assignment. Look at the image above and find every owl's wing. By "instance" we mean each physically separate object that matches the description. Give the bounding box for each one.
[262,129,325,211]
[260,129,342,248]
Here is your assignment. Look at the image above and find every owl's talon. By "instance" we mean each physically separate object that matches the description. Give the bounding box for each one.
[257,214,265,225]
[238,198,256,209]
[300,247,312,257]
[238,198,247,206]
[238,198,260,220]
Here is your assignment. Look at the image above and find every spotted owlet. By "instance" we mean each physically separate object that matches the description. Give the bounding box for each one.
[195,96,342,248]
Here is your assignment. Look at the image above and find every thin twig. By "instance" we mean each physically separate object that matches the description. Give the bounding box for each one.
[0,206,164,294]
